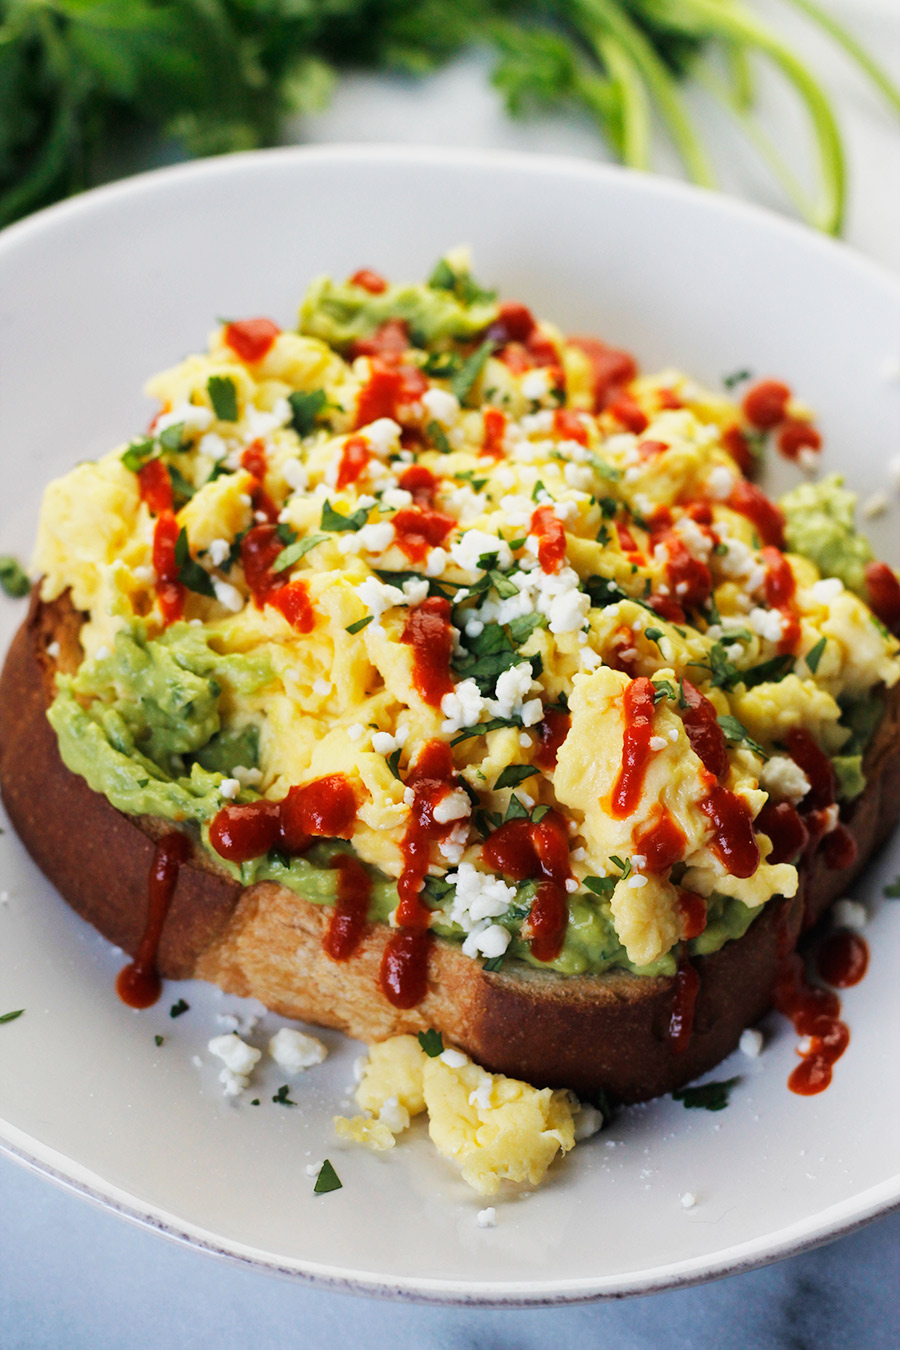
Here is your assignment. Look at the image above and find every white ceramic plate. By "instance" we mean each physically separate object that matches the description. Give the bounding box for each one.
[1,146,899,1305]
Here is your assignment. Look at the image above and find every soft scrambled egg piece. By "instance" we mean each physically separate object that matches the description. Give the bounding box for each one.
[334,1035,578,1196]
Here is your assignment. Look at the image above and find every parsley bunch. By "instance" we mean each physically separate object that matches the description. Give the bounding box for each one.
[1,1,897,234]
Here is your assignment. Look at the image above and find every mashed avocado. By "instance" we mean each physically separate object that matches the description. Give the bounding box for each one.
[299,263,499,351]
[780,474,873,593]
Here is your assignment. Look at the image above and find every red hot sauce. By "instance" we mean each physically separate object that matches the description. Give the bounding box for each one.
[482,810,572,964]
[116,832,191,1008]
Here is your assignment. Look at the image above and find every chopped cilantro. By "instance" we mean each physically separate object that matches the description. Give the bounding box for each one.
[422,351,461,379]
[723,368,753,389]
[272,1084,296,1106]
[653,679,676,703]
[321,500,369,533]
[154,1034,164,1047]
[168,465,196,501]
[426,419,453,454]
[273,534,327,573]
[451,338,495,405]
[883,876,900,898]
[207,374,238,422]
[277,522,298,545]
[597,496,619,518]
[450,716,521,746]
[644,626,664,645]
[314,1159,343,1195]
[717,714,767,759]
[673,1077,740,1111]
[805,636,827,674]
[158,422,186,452]
[507,612,547,645]
[452,624,522,695]
[174,529,216,598]
[288,389,328,437]
[610,855,632,880]
[482,954,505,973]
[588,454,621,481]
[0,1009,24,1024]
[583,876,616,898]
[742,653,795,688]
[504,795,530,822]
[417,1028,444,1057]
[531,803,551,823]
[494,764,539,791]
[346,615,373,634]
[386,747,403,779]
[121,437,158,473]
[531,479,547,503]
[169,998,189,1018]
[454,469,489,491]
[250,1098,260,1106]
[712,541,728,557]
[0,556,30,598]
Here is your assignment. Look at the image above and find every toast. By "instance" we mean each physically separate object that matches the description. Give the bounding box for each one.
[3,587,899,1104]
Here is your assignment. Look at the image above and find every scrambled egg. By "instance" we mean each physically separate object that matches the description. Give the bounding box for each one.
[334,1034,584,1196]
[34,252,900,980]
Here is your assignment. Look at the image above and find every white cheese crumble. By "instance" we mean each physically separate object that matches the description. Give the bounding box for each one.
[268,1027,328,1072]
[760,755,811,805]
[312,678,332,697]
[831,898,867,930]
[440,678,487,733]
[706,466,735,500]
[451,529,513,574]
[747,606,786,644]
[207,538,231,567]
[739,1028,764,1059]
[157,402,214,436]
[432,788,472,825]
[476,1207,498,1229]
[810,577,844,603]
[360,417,401,456]
[680,1192,697,1210]
[378,1095,411,1134]
[212,577,244,613]
[422,387,460,426]
[439,1047,469,1069]
[445,862,516,959]
[573,1103,605,1141]
[208,1033,261,1096]
[220,777,241,800]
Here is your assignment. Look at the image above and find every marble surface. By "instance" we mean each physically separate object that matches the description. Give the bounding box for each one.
[2,2,899,1344]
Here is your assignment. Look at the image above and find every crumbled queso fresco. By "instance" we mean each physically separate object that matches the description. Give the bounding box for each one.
[35,252,900,1000]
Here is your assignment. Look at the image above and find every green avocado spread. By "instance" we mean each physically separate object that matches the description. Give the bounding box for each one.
[48,619,759,979]
[781,474,873,594]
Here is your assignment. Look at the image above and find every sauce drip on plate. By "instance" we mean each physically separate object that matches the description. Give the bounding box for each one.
[116,831,191,1008]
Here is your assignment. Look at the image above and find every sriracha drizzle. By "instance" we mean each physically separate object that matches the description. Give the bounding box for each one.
[116,832,191,1009]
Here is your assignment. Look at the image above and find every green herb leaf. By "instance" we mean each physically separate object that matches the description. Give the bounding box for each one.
[583,876,616,898]
[159,422,186,452]
[422,352,461,379]
[883,876,900,898]
[673,1077,740,1112]
[314,1159,342,1195]
[154,1034,164,1047]
[501,795,528,823]
[723,369,753,390]
[273,534,327,573]
[531,803,551,824]
[168,465,196,501]
[507,613,547,645]
[169,999,189,1019]
[482,954,505,972]
[588,455,621,481]
[610,855,632,880]
[717,714,767,759]
[0,1009,24,1024]
[0,557,30,598]
[653,680,676,703]
[805,636,827,674]
[742,654,795,688]
[321,500,369,533]
[289,389,328,437]
[121,437,158,473]
[644,626,664,645]
[494,764,539,791]
[207,374,238,422]
[386,747,403,779]
[451,339,495,404]
[417,1028,444,1057]
[346,615,373,634]
[426,419,453,455]
[175,528,216,598]
[272,1084,296,1106]
[450,717,521,746]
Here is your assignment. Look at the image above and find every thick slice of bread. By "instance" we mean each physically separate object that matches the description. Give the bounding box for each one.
[2,590,899,1104]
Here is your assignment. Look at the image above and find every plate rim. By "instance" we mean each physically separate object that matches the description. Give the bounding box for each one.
[2,141,899,1304]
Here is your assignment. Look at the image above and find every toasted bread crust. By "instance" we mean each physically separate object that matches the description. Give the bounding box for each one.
[2,590,899,1103]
